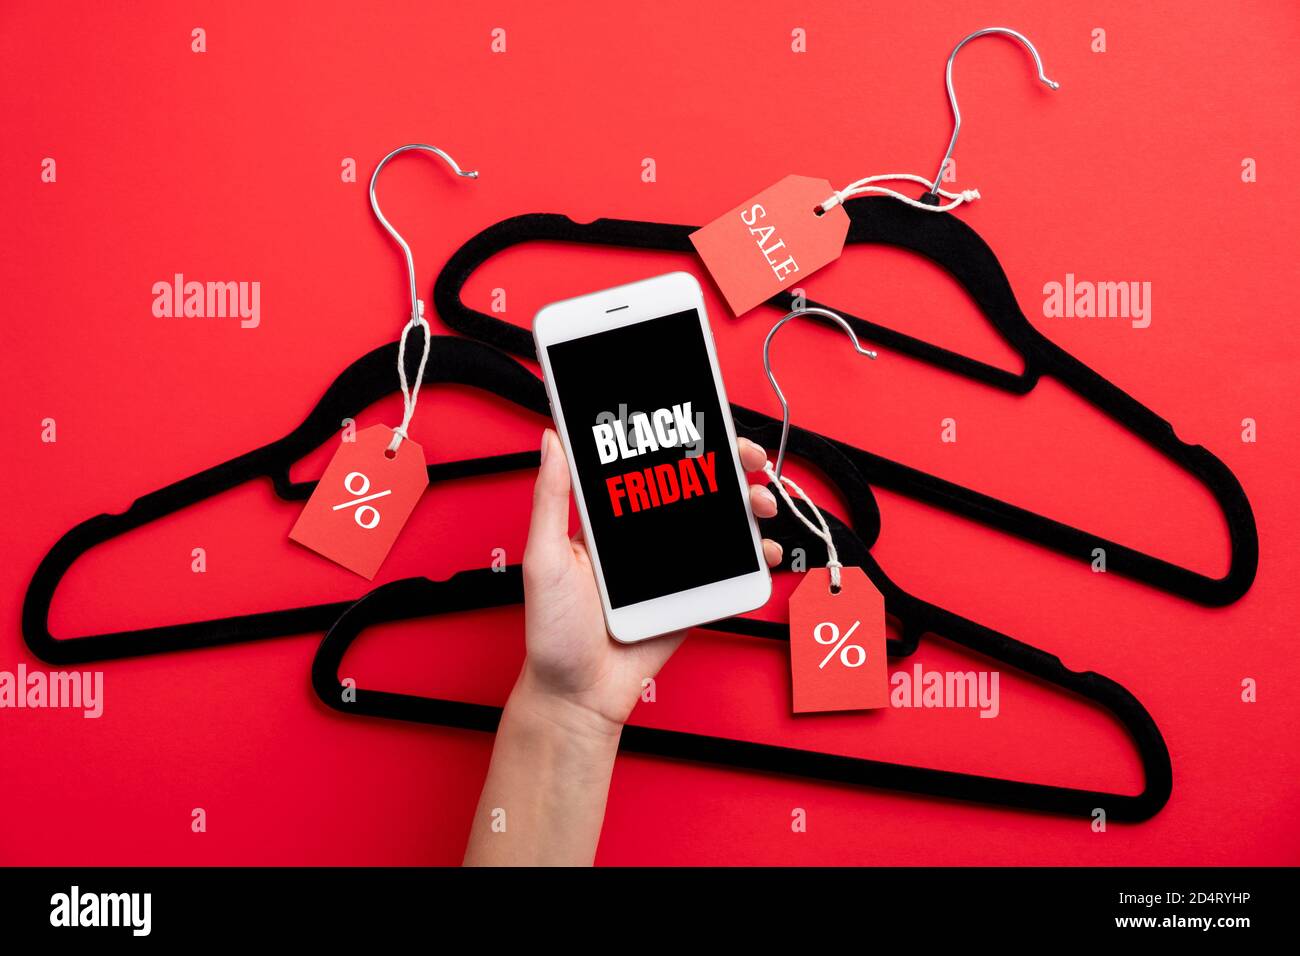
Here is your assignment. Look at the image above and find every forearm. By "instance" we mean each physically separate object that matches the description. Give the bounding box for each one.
[463,666,622,866]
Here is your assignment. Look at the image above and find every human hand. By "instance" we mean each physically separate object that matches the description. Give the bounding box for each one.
[464,430,781,865]
[515,428,782,739]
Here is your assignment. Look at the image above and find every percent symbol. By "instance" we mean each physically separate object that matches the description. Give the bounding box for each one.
[332,471,392,529]
[814,620,866,669]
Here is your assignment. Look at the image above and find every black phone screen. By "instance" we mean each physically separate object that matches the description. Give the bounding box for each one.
[544,307,761,608]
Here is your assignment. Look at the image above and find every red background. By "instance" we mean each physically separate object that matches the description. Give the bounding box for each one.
[2,1,1297,865]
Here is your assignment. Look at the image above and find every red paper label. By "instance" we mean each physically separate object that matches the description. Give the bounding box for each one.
[289,424,429,579]
[788,566,888,713]
[690,174,849,316]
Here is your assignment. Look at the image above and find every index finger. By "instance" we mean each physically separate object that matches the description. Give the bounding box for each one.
[737,436,768,473]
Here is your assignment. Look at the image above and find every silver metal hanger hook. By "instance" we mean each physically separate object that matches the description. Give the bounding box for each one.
[764,307,877,482]
[369,144,479,324]
[928,27,1059,195]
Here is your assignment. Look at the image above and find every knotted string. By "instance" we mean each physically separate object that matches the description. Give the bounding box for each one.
[387,300,431,454]
[763,460,842,591]
[820,172,979,214]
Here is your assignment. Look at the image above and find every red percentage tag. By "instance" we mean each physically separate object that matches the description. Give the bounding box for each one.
[289,424,429,579]
[788,566,888,713]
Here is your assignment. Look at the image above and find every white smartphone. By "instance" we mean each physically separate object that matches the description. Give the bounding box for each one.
[533,271,773,643]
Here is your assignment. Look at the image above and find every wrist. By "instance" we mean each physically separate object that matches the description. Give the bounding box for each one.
[508,663,625,749]
[466,662,621,867]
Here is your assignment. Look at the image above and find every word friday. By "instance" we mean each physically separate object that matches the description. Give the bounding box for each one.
[606,452,719,517]
[593,403,718,517]
[152,273,261,328]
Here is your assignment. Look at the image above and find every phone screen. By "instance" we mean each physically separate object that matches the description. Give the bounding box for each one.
[544,307,760,608]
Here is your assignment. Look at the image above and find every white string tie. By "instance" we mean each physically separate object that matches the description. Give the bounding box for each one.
[819,173,980,214]
[388,299,432,454]
[763,461,842,591]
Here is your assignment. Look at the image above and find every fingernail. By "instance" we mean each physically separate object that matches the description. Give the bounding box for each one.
[540,429,551,463]
[757,487,777,510]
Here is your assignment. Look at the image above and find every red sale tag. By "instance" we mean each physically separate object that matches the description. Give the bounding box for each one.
[289,424,429,579]
[788,566,888,713]
[690,174,849,317]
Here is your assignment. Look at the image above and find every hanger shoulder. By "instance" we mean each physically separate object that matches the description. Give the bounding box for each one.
[21,337,547,665]
[433,209,1258,607]
[312,557,1171,822]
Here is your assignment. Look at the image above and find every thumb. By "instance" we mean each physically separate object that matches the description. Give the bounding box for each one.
[525,429,573,566]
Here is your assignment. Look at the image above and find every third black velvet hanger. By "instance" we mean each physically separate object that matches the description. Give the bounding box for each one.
[430,196,1258,608]
[309,434,1173,822]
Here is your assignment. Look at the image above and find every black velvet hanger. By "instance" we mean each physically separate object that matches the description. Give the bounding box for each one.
[20,336,875,664]
[310,474,1172,822]
[22,337,545,665]
[23,329,1173,818]
[430,197,1258,607]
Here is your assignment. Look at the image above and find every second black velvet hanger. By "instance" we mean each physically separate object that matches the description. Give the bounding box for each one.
[429,195,1257,608]
[427,25,1253,607]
